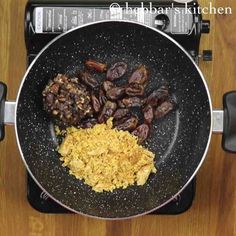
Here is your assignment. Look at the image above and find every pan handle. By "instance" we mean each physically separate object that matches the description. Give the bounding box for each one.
[0,82,16,142]
[0,82,7,141]
[222,91,236,153]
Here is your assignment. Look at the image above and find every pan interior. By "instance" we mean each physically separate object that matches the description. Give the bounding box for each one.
[16,21,211,218]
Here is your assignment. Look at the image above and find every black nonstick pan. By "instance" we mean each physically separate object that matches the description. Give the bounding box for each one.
[0,21,236,219]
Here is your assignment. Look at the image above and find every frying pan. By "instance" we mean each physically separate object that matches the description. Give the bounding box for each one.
[0,21,236,219]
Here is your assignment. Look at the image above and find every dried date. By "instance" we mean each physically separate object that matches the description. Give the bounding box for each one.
[103,81,115,92]
[106,87,125,100]
[113,109,130,120]
[98,101,117,123]
[106,62,127,81]
[142,105,154,124]
[125,83,144,96]
[114,116,138,131]
[155,100,175,119]
[85,59,107,73]
[128,65,148,84]
[98,89,107,106]
[132,124,150,144]
[91,93,101,113]
[80,71,99,88]
[146,85,169,107]
[120,97,143,108]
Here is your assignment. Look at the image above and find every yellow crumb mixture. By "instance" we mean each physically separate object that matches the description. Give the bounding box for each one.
[58,119,156,192]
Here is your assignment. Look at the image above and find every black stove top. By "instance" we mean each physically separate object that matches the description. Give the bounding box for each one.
[25,0,211,215]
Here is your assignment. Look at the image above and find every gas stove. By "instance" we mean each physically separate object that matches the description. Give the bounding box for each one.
[25,0,211,215]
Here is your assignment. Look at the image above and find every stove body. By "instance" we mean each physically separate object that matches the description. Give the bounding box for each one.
[25,0,211,215]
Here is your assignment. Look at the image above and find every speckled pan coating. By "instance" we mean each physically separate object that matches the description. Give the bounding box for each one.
[16,21,211,219]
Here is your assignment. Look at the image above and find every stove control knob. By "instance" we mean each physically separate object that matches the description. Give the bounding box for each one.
[201,20,210,34]
[154,14,170,31]
[202,50,212,61]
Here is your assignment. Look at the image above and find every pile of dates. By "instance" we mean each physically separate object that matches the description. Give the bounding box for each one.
[43,59,176,144]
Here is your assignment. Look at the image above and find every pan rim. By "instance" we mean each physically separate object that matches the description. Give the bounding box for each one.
[15,20,213,220]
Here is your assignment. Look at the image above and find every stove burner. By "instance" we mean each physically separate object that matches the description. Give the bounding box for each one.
[27,172,196,214]
[25,0,211,215]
